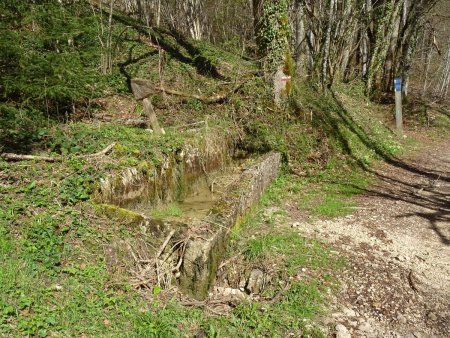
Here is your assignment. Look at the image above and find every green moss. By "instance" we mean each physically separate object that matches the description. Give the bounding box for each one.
[94,203,146,226]
[283,48,295,77]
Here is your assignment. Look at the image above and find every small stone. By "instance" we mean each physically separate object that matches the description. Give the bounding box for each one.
[230,288,247,300]
[335,324,351,338]
[292,222,300,228]
[428,312,437,321]
[246,269,264,294]
[358,322,372,332]
[397,314,407,324]
[343,308,356,317]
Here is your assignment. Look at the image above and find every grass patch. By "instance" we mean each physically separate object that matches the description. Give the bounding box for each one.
[219,175,346,337]
[245,232,343,274]
[203,279,328,337]
[299,165,371,218]
[312,195,356,217]
[151,203,183,218]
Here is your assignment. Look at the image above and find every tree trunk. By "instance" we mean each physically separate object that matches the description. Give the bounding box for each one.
[435,37,450,99]
[184,0,203,40]
[321,0,336,89]
[252,0,263,39]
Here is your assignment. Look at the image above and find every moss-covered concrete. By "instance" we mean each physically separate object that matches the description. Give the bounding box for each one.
[179,152,281,300]
[96,128,234,209]
[97,127,281,299]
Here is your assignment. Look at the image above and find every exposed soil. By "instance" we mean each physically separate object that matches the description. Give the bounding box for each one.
[289,137,450,337]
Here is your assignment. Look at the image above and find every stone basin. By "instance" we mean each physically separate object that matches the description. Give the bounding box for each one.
[99,151,281,300]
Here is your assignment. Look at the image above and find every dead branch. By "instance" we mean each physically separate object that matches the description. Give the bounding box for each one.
[142,98,165,135]
[265,283,291,304]
[91,114,149,128]
[1,142,117,163]
[156,230,175,258]
[0,153,60,163]
[131,78,247,103]
[408,269,422,293]
[80,142,117,158]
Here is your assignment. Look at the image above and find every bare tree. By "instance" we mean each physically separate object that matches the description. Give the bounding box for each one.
[184,0,203,40]
[434,36,450,98]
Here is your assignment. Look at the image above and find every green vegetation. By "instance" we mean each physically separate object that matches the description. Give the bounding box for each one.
[1,1,448,337]
[299,168,371,218]
[214,176,345,337]
[0,1,114,148]
[151,203,183,219]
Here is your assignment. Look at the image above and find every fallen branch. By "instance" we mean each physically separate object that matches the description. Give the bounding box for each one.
[91,114,149,128]
[1,142,117,162]
[131,78,247,103]
[80,142,117,158]
[156,230,175,258]
[0,153,60,163]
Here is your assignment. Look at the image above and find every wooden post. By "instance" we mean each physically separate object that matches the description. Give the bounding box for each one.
[394,77,403,134]
[143,98,165,135]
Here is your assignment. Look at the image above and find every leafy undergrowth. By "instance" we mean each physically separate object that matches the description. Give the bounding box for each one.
[0,99,398,337]
[0,149,347,337]
[0,159,140,337]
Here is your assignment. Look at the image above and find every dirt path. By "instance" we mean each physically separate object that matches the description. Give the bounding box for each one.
[290,139,450,337]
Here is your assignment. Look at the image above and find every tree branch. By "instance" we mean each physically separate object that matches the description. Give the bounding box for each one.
[1,142,117,162]
[131,78,246,103]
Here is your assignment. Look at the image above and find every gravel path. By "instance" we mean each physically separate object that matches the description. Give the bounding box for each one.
[290,139,450,337]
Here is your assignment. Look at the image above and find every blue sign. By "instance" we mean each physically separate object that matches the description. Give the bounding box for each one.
[394,78,402,92]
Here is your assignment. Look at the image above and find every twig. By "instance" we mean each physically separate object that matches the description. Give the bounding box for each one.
[80,142,117,158]
[203,219,228,230]
[157,230,175,258]
[125,240,140,263]
[218,251,244,270]
[173,120,206,129]
[408,270,419,293]
[342,206,376,210]
[265,283,291,304]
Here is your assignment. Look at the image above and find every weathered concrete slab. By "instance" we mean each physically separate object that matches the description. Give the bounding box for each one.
[96,129,233,209]
[179,152,281,299]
